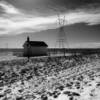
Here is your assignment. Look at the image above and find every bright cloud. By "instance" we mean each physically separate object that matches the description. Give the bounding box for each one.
[0,1,100,35]
[66,12,100,25]
[0,1,20,14]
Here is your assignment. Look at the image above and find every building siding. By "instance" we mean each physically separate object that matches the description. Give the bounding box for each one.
[23,46,47,57]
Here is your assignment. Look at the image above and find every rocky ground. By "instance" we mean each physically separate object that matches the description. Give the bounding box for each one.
[0,54,100,100]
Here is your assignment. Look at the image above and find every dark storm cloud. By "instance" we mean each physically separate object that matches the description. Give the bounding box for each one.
[5,0,100,8]
[4,0,100,15]
[0,0,100,35]
[52,0,100,8]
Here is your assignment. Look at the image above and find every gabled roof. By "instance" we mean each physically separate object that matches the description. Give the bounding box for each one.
[25,41,48,47]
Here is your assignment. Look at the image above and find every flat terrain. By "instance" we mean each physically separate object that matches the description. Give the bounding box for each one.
[0,54,100,100]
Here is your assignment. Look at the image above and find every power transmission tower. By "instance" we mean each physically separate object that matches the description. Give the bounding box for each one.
[55,15,68,56]
[47,6,69,56]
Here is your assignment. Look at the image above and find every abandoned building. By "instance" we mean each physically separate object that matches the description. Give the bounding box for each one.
[23,36,48,57]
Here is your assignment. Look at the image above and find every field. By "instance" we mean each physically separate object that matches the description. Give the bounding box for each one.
[0,54,100,100]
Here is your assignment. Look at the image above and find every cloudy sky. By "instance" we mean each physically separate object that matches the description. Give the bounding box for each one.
[0,0,100,48]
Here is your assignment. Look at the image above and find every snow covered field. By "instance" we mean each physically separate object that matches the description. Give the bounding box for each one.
[0,54,100,100]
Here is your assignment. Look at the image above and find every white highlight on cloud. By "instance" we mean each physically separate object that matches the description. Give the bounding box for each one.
[0,16,57,35]
[0,1,100,35]
[66,12,100,25]
[0,1,20,14]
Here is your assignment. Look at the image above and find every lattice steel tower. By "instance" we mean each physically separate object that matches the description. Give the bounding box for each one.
[55,15,68,55]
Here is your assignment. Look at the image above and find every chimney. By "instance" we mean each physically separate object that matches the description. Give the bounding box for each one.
[27,36,30,42]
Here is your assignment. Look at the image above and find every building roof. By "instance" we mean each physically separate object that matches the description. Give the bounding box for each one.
[26,41,48,47]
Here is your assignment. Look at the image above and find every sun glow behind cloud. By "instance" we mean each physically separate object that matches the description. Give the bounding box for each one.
[0,1,100,35]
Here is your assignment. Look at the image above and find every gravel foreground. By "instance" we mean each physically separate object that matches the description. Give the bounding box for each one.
[0,54,100,100]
